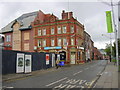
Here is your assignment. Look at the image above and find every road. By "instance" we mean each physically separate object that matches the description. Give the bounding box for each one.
[3,60,107,89]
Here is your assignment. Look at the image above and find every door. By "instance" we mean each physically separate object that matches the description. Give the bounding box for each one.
[70,52,76,64]
[52,54,55,67]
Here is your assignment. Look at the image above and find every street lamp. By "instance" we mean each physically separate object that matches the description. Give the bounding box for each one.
[102,34,113,62]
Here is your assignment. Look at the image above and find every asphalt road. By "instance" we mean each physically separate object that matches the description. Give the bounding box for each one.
[3,60,107,89]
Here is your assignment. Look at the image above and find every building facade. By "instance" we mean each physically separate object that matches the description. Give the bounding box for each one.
[32,10,85,64]
[84,31,94,62]
[1,10,104,64]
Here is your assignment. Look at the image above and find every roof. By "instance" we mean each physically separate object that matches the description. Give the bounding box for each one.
[1,11,38,33]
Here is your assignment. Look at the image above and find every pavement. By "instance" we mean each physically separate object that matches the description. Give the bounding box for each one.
[94,61,120,88]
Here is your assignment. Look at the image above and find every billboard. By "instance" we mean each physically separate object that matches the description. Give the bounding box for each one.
[25,55,32,73]
[16,53,24,73]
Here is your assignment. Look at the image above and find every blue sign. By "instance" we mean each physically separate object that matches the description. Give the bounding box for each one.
[44,46,62,50]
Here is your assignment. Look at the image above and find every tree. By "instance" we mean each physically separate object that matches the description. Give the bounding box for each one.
[113,39,120,57]
[104,44,113,56]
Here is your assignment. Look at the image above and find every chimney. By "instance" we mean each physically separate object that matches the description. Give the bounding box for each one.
[62,10,73,20]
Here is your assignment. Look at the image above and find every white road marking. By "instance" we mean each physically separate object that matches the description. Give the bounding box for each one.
[73,71,82,76]
[3,86,14,89]
[46,77,68,87]
[85,68,89,70]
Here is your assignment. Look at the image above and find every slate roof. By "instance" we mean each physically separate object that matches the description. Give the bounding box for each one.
[1,11,38,33]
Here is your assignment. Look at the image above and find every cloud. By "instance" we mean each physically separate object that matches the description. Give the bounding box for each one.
[0,2,118,49]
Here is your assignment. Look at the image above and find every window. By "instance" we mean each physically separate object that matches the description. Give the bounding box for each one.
[62,26,67,33]
[71,26,74,33]
[71,38,74,45]
[63,38,67,46]
[38,40,41,47]
[24,43,29,51]
[6,35,11,42]
[51,28,54,35]
[24,32,29,40]
[58,38,61,46]
[57,26,61,34]
[51,39,54,46]
[43,28,46,35]
[43,39,46,47]
[38,29,41,36]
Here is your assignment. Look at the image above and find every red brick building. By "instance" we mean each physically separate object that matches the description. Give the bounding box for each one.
[93,47,103,60]
[32,10,85,64]
[1,10,85,64]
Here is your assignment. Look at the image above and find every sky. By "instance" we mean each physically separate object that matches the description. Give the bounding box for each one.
[0,0,119,49]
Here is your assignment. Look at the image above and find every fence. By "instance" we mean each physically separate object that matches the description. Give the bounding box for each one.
[2,50,54,75]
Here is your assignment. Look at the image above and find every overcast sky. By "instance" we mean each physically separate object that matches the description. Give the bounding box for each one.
[0,0,119,49]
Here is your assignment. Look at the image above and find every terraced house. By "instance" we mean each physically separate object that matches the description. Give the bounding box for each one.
[1,10,85,64]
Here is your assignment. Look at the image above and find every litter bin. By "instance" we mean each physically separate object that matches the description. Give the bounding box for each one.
[59,61,65,66]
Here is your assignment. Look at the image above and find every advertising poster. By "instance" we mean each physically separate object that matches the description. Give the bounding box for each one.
[46,54,49,65]
[16,53,24,73]
[25,55,32,73]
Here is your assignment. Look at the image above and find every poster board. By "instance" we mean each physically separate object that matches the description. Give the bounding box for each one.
[46,54,49,65]
[25,55,32,73]
[16,53,24,73]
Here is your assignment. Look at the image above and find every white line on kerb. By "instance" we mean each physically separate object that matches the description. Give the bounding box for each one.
[73,71,82,76]
[46,77,68,87]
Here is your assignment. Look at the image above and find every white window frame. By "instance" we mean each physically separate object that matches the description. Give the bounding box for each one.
[57,26,61,34]
[6,35,11,42]
[43,28,46,35]
[38,29,42,36]
[43,39,46,47]
[63,38,67,46]
[51,27,54,35]
[51,39,54,46]
[62,26,67,33]
[58,38,61,46]
[71,26,74,33]
[71,38,74,45]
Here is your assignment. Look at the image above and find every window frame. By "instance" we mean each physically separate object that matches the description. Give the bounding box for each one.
[38,29,42,36]
[57,26,61,34]
[51,27,54,35]
[71,26,74,33]
[62,26,67,33]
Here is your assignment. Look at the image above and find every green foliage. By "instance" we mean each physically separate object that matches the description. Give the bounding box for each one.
[104,44,112,56]
[113,39,120,57]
